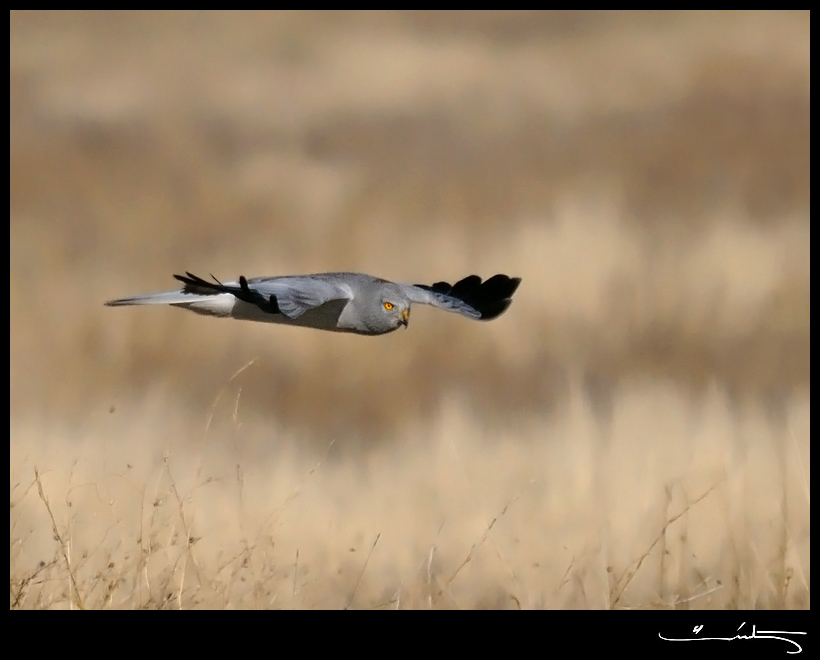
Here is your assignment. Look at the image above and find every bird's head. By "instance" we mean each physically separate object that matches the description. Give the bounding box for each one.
[380,296,410,329]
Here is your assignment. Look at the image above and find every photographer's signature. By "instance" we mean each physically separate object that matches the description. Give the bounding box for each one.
[660,623,806,654]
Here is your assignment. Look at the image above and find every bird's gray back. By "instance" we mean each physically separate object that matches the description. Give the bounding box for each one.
[247,272,390,290]
[245,273,406,335]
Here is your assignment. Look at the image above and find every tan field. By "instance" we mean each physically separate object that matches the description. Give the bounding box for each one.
[10,11,809,609]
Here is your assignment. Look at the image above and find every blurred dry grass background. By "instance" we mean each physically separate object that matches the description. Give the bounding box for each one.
[10,11,810,609]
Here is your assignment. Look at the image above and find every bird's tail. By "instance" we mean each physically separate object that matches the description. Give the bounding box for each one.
[105,289,235,317]
[105,290,214,306]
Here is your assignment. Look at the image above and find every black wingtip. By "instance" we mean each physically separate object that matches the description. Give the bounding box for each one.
[173,271,223,295]
[416,274,522,320]
[172,271,281,315]
[476,297,513,321]
[463,274,521,320]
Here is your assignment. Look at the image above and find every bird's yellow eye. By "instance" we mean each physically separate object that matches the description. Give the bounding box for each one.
[384,302,394,310]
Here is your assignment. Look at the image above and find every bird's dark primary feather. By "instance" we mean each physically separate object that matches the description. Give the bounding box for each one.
[173,272,281,314]
[414,274,521,320]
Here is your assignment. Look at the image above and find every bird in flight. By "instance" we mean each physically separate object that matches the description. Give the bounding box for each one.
[106,271,521,336]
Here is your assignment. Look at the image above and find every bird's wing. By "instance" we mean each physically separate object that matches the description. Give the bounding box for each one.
[402,274,521,321]
[173,272,354,320]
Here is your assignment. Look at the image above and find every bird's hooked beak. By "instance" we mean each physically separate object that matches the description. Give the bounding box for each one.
[401,307,410,328]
